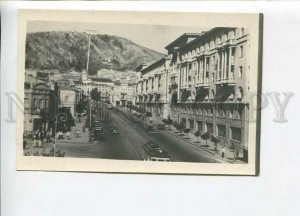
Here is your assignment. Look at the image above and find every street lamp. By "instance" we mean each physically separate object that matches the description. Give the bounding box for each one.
[53,113,67,157]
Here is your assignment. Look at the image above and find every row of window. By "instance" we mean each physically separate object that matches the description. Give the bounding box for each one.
[28,98,49,110]
[176,107,242,120]
[180,28,245,60]
[182,118,242,141]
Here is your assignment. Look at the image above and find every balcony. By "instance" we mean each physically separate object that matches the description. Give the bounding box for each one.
[217,77,236,86]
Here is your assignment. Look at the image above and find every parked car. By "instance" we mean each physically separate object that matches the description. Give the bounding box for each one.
[110,127,119,135]
[78,112,86,117]
[157,124,165,130]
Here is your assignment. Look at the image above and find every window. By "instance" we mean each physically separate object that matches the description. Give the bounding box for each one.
[44,99,48,109]
[218,109,225,118]
[228,110,233,118]
[24,98,30,109]
[240,45,244,58]
[189,119,194,130]
[33,99,37,108]
[239,66,243,78]
[198,109,203,115]
[231,127,241,141]
[206,123,213,134]
[39,99,43,109]
[241,28,245,37]
[233,110,241,119]
[217,124,226,137]
[197,121,203,131]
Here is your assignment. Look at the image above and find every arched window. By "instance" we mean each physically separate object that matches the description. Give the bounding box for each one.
[237,87,243,101]
[210,89,215,100]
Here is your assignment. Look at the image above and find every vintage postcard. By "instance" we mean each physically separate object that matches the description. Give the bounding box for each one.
[16,10,262,175]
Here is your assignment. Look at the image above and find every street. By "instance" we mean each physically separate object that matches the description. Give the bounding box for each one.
[53,106,219,163]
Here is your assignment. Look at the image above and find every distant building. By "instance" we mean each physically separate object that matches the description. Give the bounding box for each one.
[58,86,77,117]
[75,69,114,103]
[112,80,135,107]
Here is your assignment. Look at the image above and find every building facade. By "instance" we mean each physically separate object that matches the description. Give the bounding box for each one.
[58,86,77,117]
[134,27,250,160]
[175,28,249,159]
[135,57,170,122]
[74,69,114,103]
[24,76,56,132]
[112,79,136,107]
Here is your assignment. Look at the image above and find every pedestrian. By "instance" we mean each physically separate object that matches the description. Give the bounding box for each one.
[66,131,70,140]
[32,131,37,147]
[83,125,85,132]
[23,139,27,149]
[221,145,226,158]
[46,131,51,143]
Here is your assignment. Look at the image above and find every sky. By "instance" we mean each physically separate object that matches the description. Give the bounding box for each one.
[27,21,210,54]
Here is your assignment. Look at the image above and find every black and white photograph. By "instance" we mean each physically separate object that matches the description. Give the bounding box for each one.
[16,10,262,175]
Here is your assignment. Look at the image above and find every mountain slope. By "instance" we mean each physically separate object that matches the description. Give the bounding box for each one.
[25,31,164,74]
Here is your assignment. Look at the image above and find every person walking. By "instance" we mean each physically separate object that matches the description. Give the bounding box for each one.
[66,131,70,140]
[221,145,226,158]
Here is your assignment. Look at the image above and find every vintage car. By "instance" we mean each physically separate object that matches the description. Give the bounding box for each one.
[143,142,171,162]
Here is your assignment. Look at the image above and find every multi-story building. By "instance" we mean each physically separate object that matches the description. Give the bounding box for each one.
[135,57,170,121]
[24,75,56,132]
[58,86,77,117]
[134,27,250,161]
[112,78,136,107]
[74,69,114,102]
[170,27,249,160]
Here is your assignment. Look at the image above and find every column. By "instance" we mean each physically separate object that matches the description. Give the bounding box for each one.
[178,66,181,101]
[229,47,232,78]
[221,52,225,80]
[185,64,188,86]
[224,50,227,80]
[217,53,221,80]
[204,57,207,83]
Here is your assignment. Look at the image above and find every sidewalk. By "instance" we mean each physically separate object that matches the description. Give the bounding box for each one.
[23,117,90,157]
[163,125,246,164]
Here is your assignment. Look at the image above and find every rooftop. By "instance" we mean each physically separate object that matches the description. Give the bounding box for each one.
[165,33,204,51]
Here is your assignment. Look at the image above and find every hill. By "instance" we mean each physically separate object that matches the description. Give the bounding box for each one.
[25,31,164,74]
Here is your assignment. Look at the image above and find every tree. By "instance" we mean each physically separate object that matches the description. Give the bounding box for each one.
[194,130,201,143]
[183,128,190,139]
[90,88,101,102]
[177,122,185,134]
[211,135,221,151]
[165,116,173,130]
[201,132,211,147]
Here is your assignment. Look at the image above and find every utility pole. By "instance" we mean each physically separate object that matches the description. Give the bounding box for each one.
[84,30,96,130]
[86,34,91,74]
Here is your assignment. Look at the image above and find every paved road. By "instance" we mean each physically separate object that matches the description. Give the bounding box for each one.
[54,106,218,163]
[93,107,218,163]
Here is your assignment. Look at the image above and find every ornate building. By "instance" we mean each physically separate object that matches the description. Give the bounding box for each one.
[24,75,56,132]
[134,27,250,161]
